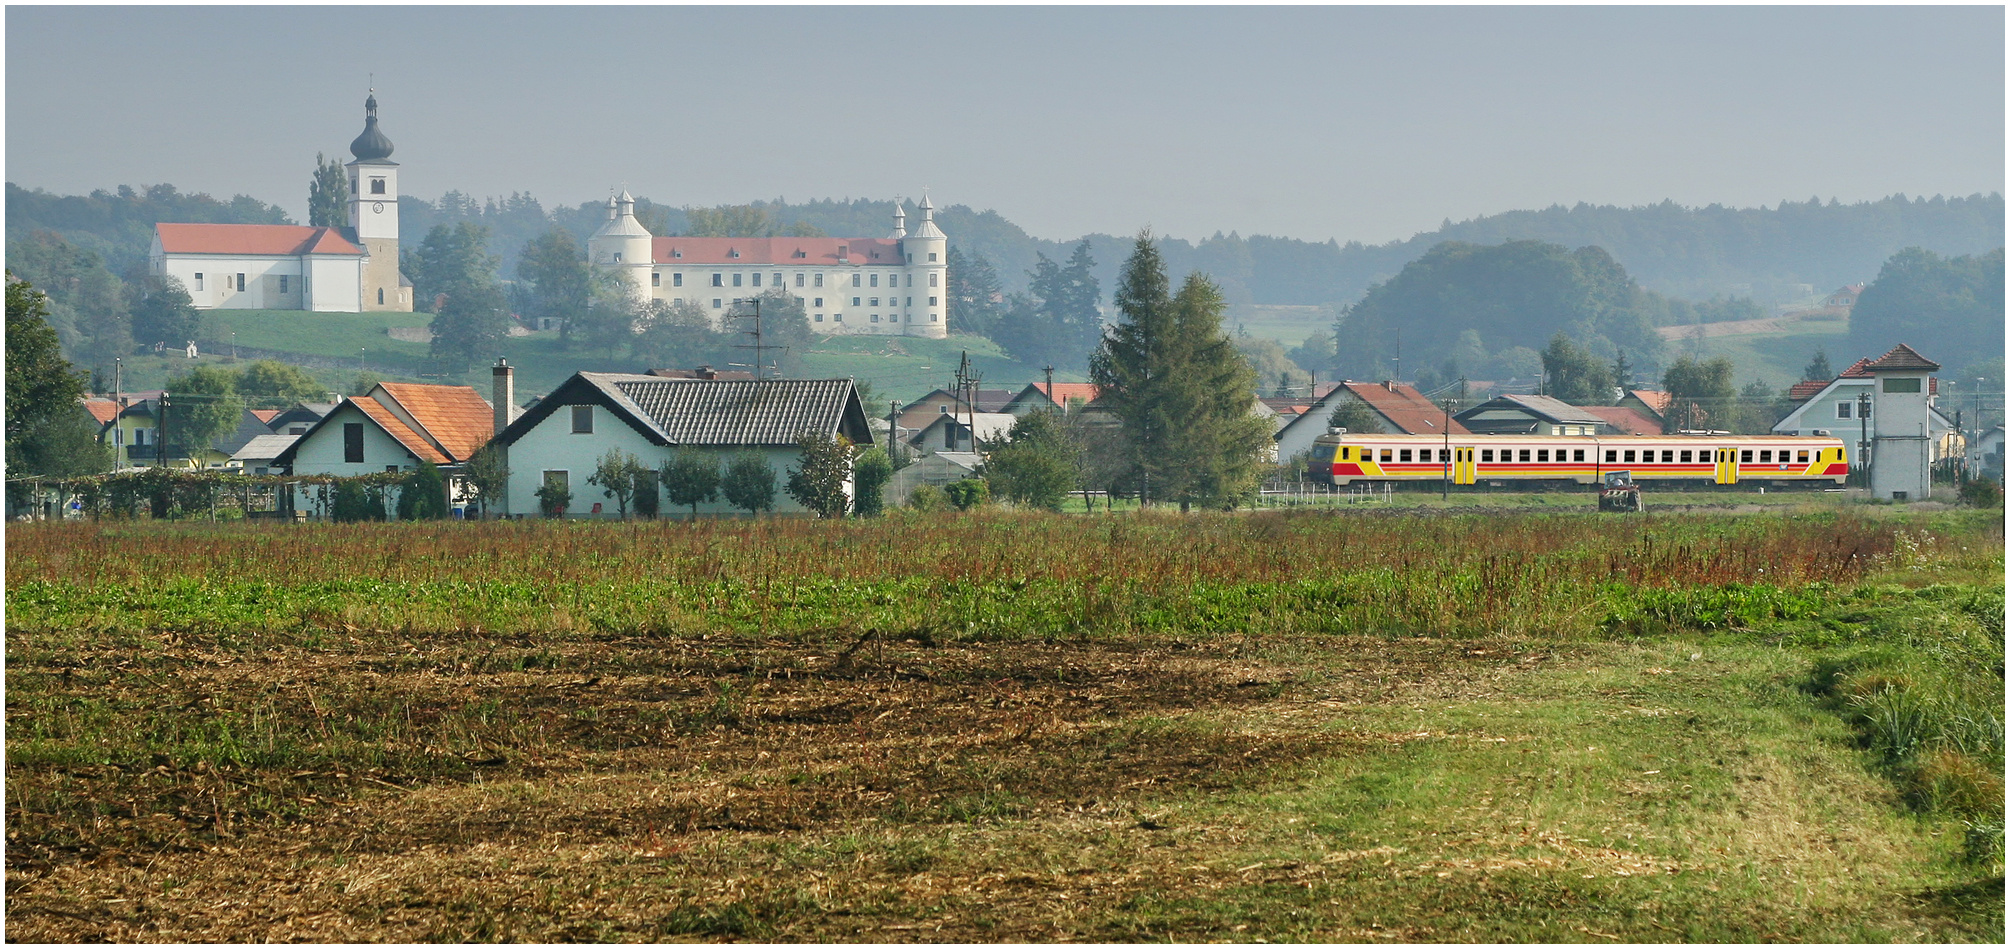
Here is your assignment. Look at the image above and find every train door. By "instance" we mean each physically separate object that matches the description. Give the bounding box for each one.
[1453,447,1477,485]
[1714,447,1739,485]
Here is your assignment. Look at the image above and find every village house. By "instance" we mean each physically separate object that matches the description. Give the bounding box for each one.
[894,387,1016,432]
[1001,382,1103,417]
[1453,394,1606,436]
[1773,352,1958,466]
[1616,389,1672,429]
[1272,380,1468,463]
[908,412,1015,457]
[274,382,494,477]
[490,369,872,518]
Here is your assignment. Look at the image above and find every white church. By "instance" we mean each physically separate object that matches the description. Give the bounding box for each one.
[586,190,949,338]
[147,93,413,313]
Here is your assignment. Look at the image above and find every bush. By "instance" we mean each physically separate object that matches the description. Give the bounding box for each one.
[535,478,571,518]
[331,480,383,523]
[721,453,777,515]
[905,484,947,512]
[1958,478,2001,507]
[853,447,892,517]
[396,461,450,520]
[944,478,990,511]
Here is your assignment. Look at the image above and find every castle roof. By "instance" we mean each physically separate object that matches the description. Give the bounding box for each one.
[155,224,363,257]
[650,237,907,266]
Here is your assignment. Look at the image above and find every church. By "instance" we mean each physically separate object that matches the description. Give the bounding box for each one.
[587,191,949,339]
[147,93,413,313]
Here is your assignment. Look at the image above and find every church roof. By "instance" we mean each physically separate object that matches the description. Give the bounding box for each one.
[651,237,907,266]
[350,92,395,161]
[155,224,363,257]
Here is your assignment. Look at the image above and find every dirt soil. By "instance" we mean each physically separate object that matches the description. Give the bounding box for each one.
[6,632,1532,942]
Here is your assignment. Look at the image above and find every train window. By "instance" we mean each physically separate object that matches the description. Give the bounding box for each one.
[1399,449,1412,463]
[1573,449,1585,462]
[1680,450,1693,463]
[1798,450,1809,463]
[1759,450,1772,463]
[1536,449,1549,463]
[1440,449,1451,463]
[1662,450,1674,463]
[1380,449,1392,462]
[1518,449,1530,462]
[1624,450,1635,463]
[1481,449,1494,463]
[1604,450,1618,463]
[1740,449,1753,463]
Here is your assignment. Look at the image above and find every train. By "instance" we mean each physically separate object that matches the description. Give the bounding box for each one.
[1307,429,1849,488]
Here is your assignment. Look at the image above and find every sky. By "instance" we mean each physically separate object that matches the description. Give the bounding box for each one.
[6,5,2003,245]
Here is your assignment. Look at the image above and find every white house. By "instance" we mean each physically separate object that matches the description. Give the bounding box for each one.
[491,371,874,518]
[908,412,1016,456]
[1773,354,1957,466]
[275,382,494,477]
[587,191,949,338]
[145,91,412,314]
[1274,381,1469,463]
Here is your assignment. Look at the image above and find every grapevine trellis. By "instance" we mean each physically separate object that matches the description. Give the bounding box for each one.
[5,467,446,522]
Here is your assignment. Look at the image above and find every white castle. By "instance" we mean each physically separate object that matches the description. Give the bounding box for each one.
[586,190,948,338]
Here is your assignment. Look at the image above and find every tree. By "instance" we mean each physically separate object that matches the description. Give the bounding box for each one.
[462,443,509,519]
[396,461,450,520]
[236,360,329,404]
[587,449,647,518]
[659,451,722,519]
[746,288,813,375]
[128,274,199,347]
[430,279,510,371]
[1327,400,1386,434]
[308,152,350,228]
[6,274,90,469]
[721,452,778,515]
[1541,332,1615,404]
[683,205,823,238]
[983,410,1079,511]
[571,268,643,357]
[1661,354,1737,432]
[944,478,990,511]
[517,228,592,342]
[945,245,1005,337]
[332,480,384,522]
[405,221,499,313]
[991,240,1104,371]
[852,446,893,517]
[1802,348,1834,382]
[162,365,245,466]
[7,230,132,375]
[1090,232,1272,509]
[1850,246,2004,365]
[786,432,853,518]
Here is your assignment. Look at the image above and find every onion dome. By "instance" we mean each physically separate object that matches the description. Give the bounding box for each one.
[349,91,395,161]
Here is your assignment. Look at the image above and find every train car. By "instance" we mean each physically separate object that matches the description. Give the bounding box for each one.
[1306,430,1847,488]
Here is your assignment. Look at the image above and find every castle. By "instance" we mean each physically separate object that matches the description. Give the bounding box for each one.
[586,191,949,338]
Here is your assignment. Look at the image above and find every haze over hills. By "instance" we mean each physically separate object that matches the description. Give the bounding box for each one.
[9,182,2002,314]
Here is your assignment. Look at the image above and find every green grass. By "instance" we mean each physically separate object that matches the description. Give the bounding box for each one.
[1669,314,1851,390]
[1226,303,1330,347]
[798,332,1072,404]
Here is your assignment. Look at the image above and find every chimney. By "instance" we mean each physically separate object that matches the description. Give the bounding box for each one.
[492,357,515,435]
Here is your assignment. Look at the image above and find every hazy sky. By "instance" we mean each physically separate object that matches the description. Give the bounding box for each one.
[7,5,2002,244]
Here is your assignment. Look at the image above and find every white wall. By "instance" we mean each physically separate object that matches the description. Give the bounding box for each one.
[290,404,422,476]
[307,256,365,312]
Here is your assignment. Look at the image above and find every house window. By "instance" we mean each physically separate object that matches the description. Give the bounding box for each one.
[370,178,386,194]
[815,273,825,288]
[344,423,364,463]
[194,273,204,290]
[134,428,148,446]
[928,252,938,262]
[673,273,683,287]
[852,274,861,287]
[733,273,744,287]
[930,272,940,288]
[612,253,623,263]
[572,406,593,434]
[651,273,660,287]
[278,275,289,293]
[1883,377,1922,393]
[712,273,724,287]
[1837,402,1852,419]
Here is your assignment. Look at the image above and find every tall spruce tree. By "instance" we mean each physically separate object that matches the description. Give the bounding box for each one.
[1090,232,1271,509]
[308,153,350,228]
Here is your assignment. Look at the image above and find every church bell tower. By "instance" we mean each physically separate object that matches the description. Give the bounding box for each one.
[346,90,412,311]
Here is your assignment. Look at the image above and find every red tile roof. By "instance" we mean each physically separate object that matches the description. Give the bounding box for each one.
[1864,344,1941,372]
[1030,382,1101,407]
[1341,381,1469,435]
[250,409,281,424]
[82,399,119,426]
[155,223,363,256]
[1625,389,1673,414]
[1838,357,1875,378]
[350,397,449,464]
[373,383,493,461]
[1581,405,1663,435]
[651,237,906,266]
[1787,380,1831,402]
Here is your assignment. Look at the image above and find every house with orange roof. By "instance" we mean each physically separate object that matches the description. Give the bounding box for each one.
[144,93,412,314]
[274,382,493,478]
[1001,382,1104,417]
[1273,380,1468,462]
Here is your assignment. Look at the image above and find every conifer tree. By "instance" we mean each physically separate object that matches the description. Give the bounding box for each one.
[308,153,350,228]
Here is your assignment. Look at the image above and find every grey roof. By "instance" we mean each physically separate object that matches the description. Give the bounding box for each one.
[213,409,279,456]
[231,433,299,462]
[499,372,873,448]
[1459,394,1606,425]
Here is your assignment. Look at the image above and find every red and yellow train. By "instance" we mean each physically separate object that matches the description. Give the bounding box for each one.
[1308,431,1849,487]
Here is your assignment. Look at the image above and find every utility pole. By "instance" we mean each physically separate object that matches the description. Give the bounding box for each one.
[1442,395,1454,500]
[1859,389,1872,487]
[1043,364,1055,402]
[887,399,901,466]
[730,297,769,379]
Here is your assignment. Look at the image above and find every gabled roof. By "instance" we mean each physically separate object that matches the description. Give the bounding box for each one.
[1341,381,1471,435]
[650,237,906,266]
[1864,344,1941,372]
[910,412,1017,446]
[231,433,299,462]
[1459,393,1605,426]
[1624,389,1673,414]
[213,409,280,457]
[1028,382,1101,407]
[496,373,873,449]
[155,223,363,257]
[1580,406,1663,436]
[350,397,450,464]
[82,399,120,426]
[1787,380,1831,402]
[372,382,493,461]
[250,409,281,424]
[1839,357,1875,379]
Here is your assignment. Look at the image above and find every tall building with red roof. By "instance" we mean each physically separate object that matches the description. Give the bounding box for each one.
[144,92,412,315]
[586,190,950,339]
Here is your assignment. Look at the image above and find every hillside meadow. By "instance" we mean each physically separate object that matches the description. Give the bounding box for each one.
[5,508,2003,941]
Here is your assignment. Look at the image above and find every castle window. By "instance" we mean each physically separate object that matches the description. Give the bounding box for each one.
[651,273,660,287]
[370,178,386,195]
[733,273,744,287]
[853,297,861,307]
[870,297,879,307]
[931,313,939,322]
[929,296,938,306]
[929,252,938,262]
[673,273,683,287]
[906,274,913,287]
[672,249,682,258]
[194,273,204,290]
[612,253,621,263]
[712,299,722,309]
[929,273,939,288]
[815,273,825,288]
[712,273,723,287]
[815,314,823,322]
[852,274,861,287]
[773,272,781,286]
[833,314,842,322]
[870,274,879,287]
[729,249,740,258]
[795,273,805,288]
[377,288,384,305]
[906,297,912,307]
[236,273,246,291]
[871,314,880,323]
[814,297,823,307]
[750,273,761,287]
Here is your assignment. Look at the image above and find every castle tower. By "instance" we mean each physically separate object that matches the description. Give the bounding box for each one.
[345,90,412,311]
[890,201,907,240]
[588,190,655,301]
[900,194,948,339]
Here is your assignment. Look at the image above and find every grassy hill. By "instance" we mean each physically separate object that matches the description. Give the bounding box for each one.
[1661,313,1851,390]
